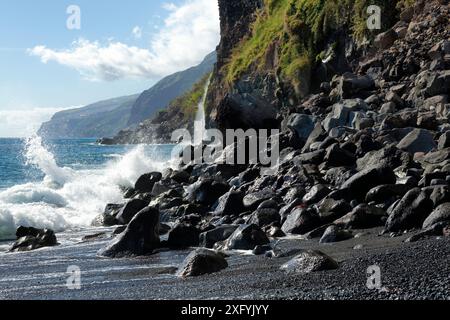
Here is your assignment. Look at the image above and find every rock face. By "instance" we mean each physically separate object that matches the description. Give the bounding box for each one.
[10,227,58,252]
[223,224,270,250]
[99,207,160,258]
[281,250,339,273]
[177,249,228,277]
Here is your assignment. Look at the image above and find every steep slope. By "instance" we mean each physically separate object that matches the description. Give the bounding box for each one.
[38,95,139,139]
[207,0,406,131]
[127,52,216,126]
[101,73,211,144]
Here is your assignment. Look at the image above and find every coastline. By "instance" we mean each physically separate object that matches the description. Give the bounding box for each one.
[0,227,448,300]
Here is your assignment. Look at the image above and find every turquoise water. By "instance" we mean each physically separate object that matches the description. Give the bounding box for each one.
[0,136,175,239]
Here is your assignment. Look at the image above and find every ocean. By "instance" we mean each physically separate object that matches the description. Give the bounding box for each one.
[0,136,175,241]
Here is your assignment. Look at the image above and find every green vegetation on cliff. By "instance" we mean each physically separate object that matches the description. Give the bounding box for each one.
[225,0,401,95]
[165,73,211,121]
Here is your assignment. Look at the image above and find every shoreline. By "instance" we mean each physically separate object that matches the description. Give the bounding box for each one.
[0,227,448,300]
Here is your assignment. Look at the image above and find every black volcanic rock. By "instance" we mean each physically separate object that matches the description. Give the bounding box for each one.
[99,207,160,258]
[10,227,58,252]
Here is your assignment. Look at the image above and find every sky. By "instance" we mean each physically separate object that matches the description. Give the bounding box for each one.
[0,0,220,137]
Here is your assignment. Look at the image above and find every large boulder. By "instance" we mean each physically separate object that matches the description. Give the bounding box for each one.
[302,184,331,205]
[187,179,229,206]
[340,166,396,201]
[116,199,148,225]
[243,188,276,210]
[199,225,239,248]
[423,203,450,229]
[223,224,270,250]
[98,207,160,258]
[10,227,58,252]
[177,249,228,277]
[319,225,353,243]
[317,198,352,224]
[324,144,356,167]
[167,223,200,248]
[281,208,321,235]
[397,129,437,154]
[248,208,280,227]
[280,250,339,273]
[134,172,162,193]
[334,204,386,229]
[322,99,368,132]
[284,114,315,141]
[213,190,245,216]
[385,188,434,232]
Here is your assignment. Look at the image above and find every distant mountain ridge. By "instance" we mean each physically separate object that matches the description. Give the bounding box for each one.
[38,52,216,139]
[127,52,216,126]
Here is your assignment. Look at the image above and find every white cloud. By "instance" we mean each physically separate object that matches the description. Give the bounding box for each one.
[132,26,143,39]
[0,107,67,138]
[29,0,220,82]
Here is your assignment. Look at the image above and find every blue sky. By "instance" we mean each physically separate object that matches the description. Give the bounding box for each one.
[0,0,220,137]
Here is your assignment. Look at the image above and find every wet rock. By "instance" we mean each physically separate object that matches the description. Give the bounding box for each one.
[170,170,191,184]
[423,203,450,229]
[10,227,58,252]
[252,244,272,255]
[167,223,200,248]
[397,129,436,154]
[267,226,285,237]
[222,224,270,250]
[303,184,331,205]
[320,225,353,243]
[187,179,229,206]
[280,250,339,273]
[213,190,245,216]
[93,203,124,226]
[334,204,386,229]
[199,225,238,248]
[134,172,162,193]
[177,249,228,277]
[243,188,276,210]
[98,206,160,258]
[116,199,148,225]
[385,188,434,232]
[281,208,321,235]
[340,166,396,201]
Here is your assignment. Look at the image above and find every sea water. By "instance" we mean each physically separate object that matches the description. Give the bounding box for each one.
[0,136,175,240]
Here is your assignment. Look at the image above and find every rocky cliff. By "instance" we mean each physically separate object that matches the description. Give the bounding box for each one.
[206,0,405,132]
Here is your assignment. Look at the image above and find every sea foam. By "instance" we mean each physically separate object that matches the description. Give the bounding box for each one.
[0,135,172,240]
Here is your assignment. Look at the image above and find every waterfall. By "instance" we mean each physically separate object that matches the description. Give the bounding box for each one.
[193,77,211,146]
